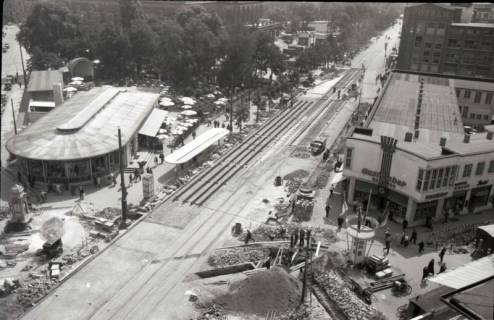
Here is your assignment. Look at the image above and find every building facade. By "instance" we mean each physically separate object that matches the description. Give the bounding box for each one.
[472,3,494,23]
[454,78,494,129]
[396,3,494,79]
[344,71,494,227]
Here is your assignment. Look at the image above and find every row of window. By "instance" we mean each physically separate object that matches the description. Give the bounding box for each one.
[462,160,494,178]
[447,39,493,50]
[456,89,494,105]
[416,166,458,192]
[445,53,491,66]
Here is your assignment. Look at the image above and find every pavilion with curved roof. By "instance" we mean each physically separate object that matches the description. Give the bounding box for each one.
[6,86,159,186]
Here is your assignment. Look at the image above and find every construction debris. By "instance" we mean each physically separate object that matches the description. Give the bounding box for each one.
[17,276,59,308]
[283,170,310,182]
[195,302,227,320]
[208,247,270,268]
[314,271,378,320]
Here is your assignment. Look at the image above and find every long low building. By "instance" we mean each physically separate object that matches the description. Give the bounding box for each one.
[343,71,494,225]
[6,87,159,187]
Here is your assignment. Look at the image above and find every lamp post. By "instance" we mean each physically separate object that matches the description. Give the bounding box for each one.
[117,128,128,229]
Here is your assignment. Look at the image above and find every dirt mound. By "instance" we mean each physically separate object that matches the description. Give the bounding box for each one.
[214,267,301,316]
[283,169,309,181]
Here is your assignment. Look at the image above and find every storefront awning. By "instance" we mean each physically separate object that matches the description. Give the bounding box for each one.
[29,100,56,109]
[138,109,168,137]
[165,128,229,164]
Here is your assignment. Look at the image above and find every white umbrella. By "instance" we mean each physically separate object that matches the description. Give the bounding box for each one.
[218,97,228,102]
[180,97,196,105]
[182,122,194,127]
[158,128,167,134]
[214,90,222,95]
[171,129,181,135]
[160,100,175,107]
[181,110,197,116]
[181,104,193,109]
[156,134,169,140]
[71,77,84,81]
[160,97,172,102]
[206,93,215,99]
[214,100,226,106]
[69,81,82,85]
[63,87,77,92]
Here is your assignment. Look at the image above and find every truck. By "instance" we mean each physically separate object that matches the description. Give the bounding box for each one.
[292,183,315,221]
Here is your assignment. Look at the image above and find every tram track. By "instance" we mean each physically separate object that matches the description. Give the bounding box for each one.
[172,68,363,205]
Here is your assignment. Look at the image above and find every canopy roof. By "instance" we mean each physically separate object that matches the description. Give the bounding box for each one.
[430,254,494,289]
[27,70,63,92]
[165,128,229,164]
[138,109,168,137]
[6,87,158,161]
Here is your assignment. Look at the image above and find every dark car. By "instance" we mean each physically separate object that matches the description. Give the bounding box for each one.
[310,137,327,155]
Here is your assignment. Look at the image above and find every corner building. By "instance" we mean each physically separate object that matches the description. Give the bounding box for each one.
[343,71,494,226]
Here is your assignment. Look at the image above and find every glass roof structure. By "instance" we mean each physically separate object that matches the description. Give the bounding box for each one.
[6,87,159,161]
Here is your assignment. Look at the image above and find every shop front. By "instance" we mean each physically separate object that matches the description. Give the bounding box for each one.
[353,179,408,219]
[469,185,492,213]
[414,200,438,222]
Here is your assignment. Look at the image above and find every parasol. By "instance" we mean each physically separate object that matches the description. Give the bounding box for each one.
[63,87,77,92]
[181,110,197,116]
[156,134,169,140]
[180,97,196,105]
[181,104,193,109]
[71,77,84,81]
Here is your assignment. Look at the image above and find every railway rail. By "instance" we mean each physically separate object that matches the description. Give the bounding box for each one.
[171,69,362,206]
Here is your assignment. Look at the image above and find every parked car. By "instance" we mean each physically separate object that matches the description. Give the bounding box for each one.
[309,136,327,155]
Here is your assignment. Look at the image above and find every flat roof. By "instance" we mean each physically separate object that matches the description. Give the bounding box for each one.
[450,22,494,28]
[430,255,494,289]
[27,70,63,92]
[138,109,168,137]
[352,72,494,159]
[165,128,229,164]
[6,87,158,161]
[442,277,494,320]
[451,78,494,92]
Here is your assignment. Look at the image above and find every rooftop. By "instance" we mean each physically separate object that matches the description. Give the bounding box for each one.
[442,277,494,320]
[430,255,494,289]
[450,22,494,28]
[351,72,494,159]
[6,87,159,161]
[27,70,63,92]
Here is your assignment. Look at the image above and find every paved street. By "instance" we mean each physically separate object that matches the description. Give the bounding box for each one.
[21,21,402,320]
[1,24,29,206]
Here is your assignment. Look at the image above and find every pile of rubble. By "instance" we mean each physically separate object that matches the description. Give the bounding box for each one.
[0,206,9,221]
[207,247,270,268]
[194,302,226,320]
[247,224,337,245]
[283,170,310,182]
[17,276,59,308]
[314,271,378,320]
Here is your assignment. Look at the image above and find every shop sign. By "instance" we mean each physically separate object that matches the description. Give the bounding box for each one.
[477,179,489,186]
[454,182,470,191]
[425,192,448,200]
[361,168,406,188]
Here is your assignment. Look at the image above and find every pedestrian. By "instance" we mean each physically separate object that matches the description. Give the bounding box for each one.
[425,215,433,230]
[110,172,116,186]
[385,228,391,241]
[422,266,429,282]
[329,184,335,197]
[147,167,152,174]
[154,156,159,167]
[428,259,435,275]
[159,152,164,164]
[325,204,331,218]
[402,218,408,231]
[134,168,140,181]
[439,246,446,263]
[439,263,447,274]
[40,191,47,203]
[384,239,391,255]
[290,234,294,247]
[411,228,417,244]
[17,171,22,182]
[265,258,271,270]
[404,234,410,248]
[245,229,254,244]
[337,216,344,232]
[294,231,299,247]
[221,123,225,128]
[79,186,85,201]
[299,229,305,247]
[96,177,101,188]
[400,231,405,245]
[192,131,196,139]
[419,240,425,254]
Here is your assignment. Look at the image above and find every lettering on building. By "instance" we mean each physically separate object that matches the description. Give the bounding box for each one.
[361,168,407,188]
[425,192,449,200]
[478,179,489,186]
[454,181,470,191]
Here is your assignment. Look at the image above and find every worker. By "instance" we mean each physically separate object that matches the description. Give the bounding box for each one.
[410,228,417,244]
[245,230,254,244]
[159,152,165,164]
[79,186,85,201]
[384,239,391,255]
[299,229,305,247]
[422,266,429,282]
[293,230,299,247]
[402,218,408,231]
[325,204,331,218]
[439,247,447,263]
[403,234,410,248]
[428,259,435,276]
[337,216,344,232]
[418,240,425,254]
[385,228,391,242]
[329,184,335,197]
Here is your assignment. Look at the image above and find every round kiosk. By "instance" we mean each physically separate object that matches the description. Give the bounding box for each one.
[345,214,380,264]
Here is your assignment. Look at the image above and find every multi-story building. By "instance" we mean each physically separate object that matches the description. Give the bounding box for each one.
[454,78,494,129]
[396,3,494,79]
[343,70,494,227]
[472,3,494,23]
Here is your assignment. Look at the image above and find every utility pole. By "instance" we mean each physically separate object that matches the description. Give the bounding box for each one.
[118,128,128,228]
[11,99,17,135]
[229,86,234,134]
[19,42,27,86]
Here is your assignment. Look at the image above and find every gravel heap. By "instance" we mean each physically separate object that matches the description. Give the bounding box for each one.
[207,247,270,268]
[214,267,301,316]
[283,169,310,182]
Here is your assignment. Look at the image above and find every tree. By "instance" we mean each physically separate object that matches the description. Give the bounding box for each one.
[128,19,157,76]
[27,47,64,71]
[95,23,132,79]
[253,31,285,82]
[17,2,81,57]
[119,0,145,30]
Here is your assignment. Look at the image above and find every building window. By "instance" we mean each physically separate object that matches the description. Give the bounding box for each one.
[448,39,458,48]
[436,168,444,189]
[425,42,432,49]
[475,162,485,176]
[464,40,477,49]
[434,43,442,49]
[443,167,450,187]
[430,65,438,72]
[486,93,493,105]
[481,41,492,50]
[430,169,437,190]
[455,89,461,97]
[416,23,425,34]
[484,115,489,121]
[463,164,472,178]
[345,148,353,169]
[414,36,423,47]
[416,168,424,191]
[423,170,431,191]
[464,90,471,99]
[470,113,475,119]
[449,166,458,186]
[488,160,494,173]
[474,91,482,103]
[446,53,457,63]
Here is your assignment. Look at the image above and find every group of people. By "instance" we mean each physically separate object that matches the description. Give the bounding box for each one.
[422,247,448,282]
[289,228,313,248]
